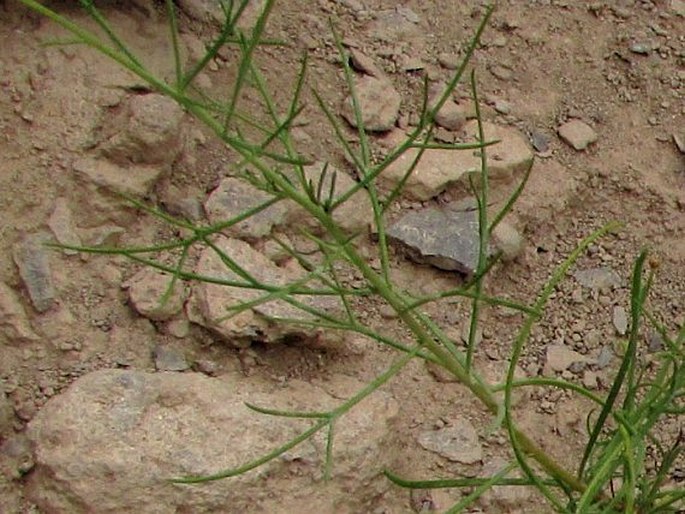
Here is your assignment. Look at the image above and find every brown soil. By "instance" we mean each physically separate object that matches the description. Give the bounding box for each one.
[0,1,683,512]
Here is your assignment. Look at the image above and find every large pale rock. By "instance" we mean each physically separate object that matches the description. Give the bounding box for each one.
[383,121,533,200]
[206,165,372,239]
[204,177,289,239]
[187,236,341,347]
[26,369,398,513]
[98,94,184,167]
[341,76,401,132]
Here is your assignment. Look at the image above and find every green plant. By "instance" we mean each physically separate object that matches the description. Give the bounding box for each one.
[20,1,684,512]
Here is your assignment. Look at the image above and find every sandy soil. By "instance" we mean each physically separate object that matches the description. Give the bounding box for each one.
[0,0,683,512]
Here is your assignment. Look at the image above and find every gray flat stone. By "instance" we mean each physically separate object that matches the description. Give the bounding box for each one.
[12,233,56,313]
[388,208,487,275]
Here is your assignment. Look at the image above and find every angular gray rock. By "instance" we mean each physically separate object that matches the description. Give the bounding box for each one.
[12,233,56,313]
[124,268,188,321]
[98,94,184,167]
[26,369,398,513]
[557,120,598,151]
[187,236,341,346]
[0,282,40,342]
[204,177,289,240]
[341,76,401,132]
[417,418,482,464]
[388,208,487,275]
[382,121,533,200]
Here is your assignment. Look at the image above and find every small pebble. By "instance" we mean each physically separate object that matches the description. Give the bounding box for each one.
[558,120,598,151]
[629,43,651,55]
[612,305,629,335]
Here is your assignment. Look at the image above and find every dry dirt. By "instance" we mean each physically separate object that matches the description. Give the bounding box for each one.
[0,1,683,513]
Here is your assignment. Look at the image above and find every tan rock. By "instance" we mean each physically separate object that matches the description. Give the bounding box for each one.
[341,76,401,132]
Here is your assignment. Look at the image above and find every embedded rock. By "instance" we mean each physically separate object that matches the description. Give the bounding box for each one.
[574,267,621,291]
[98,93,184,167]
[187,237,341,346]
[48,198,81,255]
[72,157,165,226]
[478,457,532,511]
[545,344,589,374]
[204,177,289,239]
[383,121,533,200]
[26,369,398,513]
[0,282,40,343]
[341,76,401,132]
[124,268,188,321]
[0,391,14,439]
[417,417,481,464]
[612,305,629,335]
